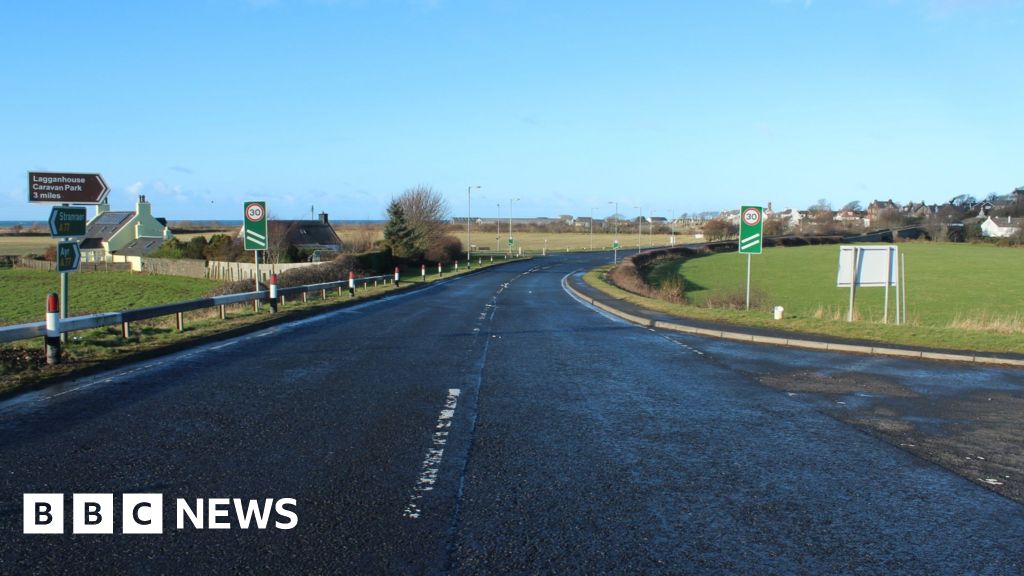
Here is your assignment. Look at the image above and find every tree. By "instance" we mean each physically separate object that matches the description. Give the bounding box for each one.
[383,200,419,258]
[841,200,862,212]
[702,219,737,241]
[265,220,299,264]
[398,185,449,254]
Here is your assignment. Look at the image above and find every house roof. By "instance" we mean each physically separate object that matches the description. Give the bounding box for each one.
[987,216,1020,229]
[114,237,167,257]
[245,220,343,248]
[85,211,133,242]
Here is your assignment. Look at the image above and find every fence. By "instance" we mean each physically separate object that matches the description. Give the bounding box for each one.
[205,260,326,282]
[0,273,394,347]
[17,258,131,273]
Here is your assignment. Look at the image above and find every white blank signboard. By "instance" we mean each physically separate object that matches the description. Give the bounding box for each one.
[836,245,898,288]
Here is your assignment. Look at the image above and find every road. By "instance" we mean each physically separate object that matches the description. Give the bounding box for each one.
[0,253,1022,575]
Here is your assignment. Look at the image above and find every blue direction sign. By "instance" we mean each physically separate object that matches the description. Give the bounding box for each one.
[56,241,81,272]
[49,206,88,238]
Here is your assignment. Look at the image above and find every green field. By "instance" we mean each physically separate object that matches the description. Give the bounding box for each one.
[0,269,222,325]
[584,242,1024,353]
[652,243,1024,327]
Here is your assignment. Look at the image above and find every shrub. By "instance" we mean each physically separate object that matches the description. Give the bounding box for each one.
[425,235,463,264]
[276,256,364,288]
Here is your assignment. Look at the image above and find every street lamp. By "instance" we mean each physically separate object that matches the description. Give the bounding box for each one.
[634,205,642,254]
[467,185,480,267]
[608,201,619,264]
[496,203,500,249]
[589,207,595,251]
[508,198,520,255]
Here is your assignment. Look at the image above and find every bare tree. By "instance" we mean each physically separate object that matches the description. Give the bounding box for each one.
[265,219,299,264]
[397,185,450,258]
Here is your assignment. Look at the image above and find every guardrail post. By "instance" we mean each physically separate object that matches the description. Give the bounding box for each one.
[176,312,185,332]
[321,288,327,300]
[122,321,130,339]
[302,291,308,303]
[220,304,226,320]
[45,293,61,365]
[269,274,279,314]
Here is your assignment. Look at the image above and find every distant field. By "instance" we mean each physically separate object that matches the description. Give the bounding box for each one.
[621,242,1024,352]
[0,269,221,325]
[0,235,51,257]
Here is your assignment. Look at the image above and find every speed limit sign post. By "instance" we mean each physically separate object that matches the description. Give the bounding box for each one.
[739,205,763,311]
[243,201,268,308]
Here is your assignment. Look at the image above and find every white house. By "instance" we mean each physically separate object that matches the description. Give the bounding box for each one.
[981,216,1020,238]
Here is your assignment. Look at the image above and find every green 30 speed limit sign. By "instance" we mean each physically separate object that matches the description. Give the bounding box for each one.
[739,206,763,255]
[243,201,267,251]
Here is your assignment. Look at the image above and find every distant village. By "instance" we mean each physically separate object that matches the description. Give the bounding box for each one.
[458,185,1024,242]
[21,185,1022,267]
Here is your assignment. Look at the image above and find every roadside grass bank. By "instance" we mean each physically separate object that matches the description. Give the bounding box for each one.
[0,269,222,326]
[0,258,519,395]
[584,250,1024,354]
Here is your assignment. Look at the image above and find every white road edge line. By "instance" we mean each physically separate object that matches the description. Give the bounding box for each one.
[403,388,461,519]
[560,271,628,325]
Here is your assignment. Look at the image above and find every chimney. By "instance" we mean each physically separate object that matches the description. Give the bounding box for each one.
[319,212,329,224]
[95,201,109,217]
[136,195,151,219]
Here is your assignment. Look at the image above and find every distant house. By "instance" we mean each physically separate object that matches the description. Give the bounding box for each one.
[80,195,173,263]
[867,199,899,218]
[981,216,1020,238]
[238,213,343,255]
[774,208,804,229]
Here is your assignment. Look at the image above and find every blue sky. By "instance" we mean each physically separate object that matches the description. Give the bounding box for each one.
[3,0,1022,222]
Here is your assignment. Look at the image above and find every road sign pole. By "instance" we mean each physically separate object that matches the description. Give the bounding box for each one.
[60,269,68,343]
[745,253,753,311]
[254,250,261,312]
[847,247,859,322]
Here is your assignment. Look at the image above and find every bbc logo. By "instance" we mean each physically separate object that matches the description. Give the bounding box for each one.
[24,494,163,534]
[24,494,298,534]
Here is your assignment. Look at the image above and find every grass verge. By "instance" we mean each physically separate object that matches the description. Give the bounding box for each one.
[583,265,1024,355]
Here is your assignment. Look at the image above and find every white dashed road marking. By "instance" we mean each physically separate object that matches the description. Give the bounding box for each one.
[403,388,461,519]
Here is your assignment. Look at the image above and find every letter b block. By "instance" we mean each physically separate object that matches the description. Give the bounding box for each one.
[73,494,114,534]
[23,494,64,534]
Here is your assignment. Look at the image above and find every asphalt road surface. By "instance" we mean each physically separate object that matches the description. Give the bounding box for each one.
[0,253,1022,575]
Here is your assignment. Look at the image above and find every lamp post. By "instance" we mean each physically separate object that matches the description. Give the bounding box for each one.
[589,207,595,251]
[467,185,480,267]
[634,206,642,254]
[608,201,618,263]
[508,197,519,255]
[496,203,500,249]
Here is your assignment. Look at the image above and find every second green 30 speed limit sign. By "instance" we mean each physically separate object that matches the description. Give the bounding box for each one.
[739,206,763,255]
